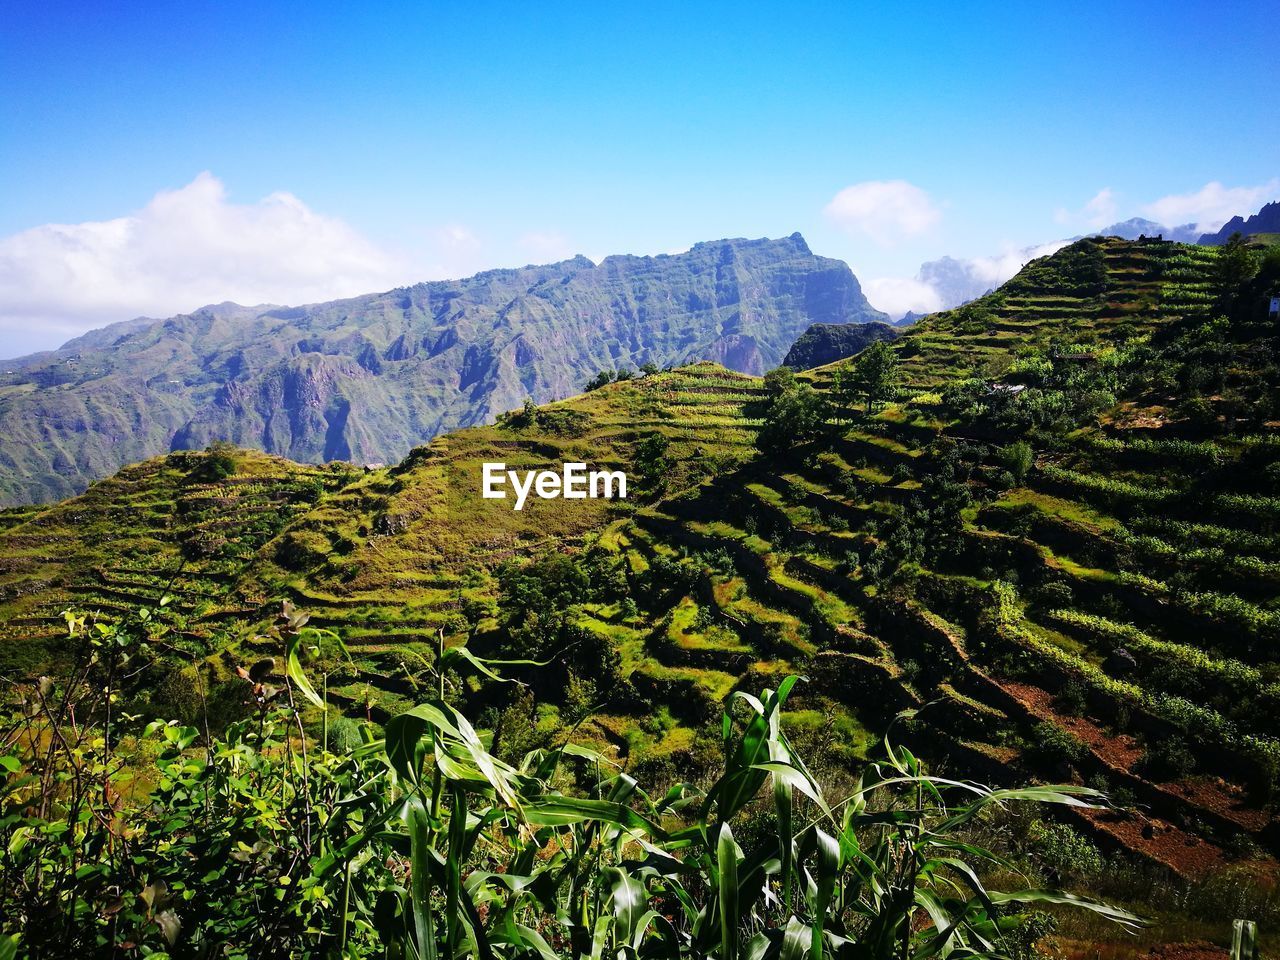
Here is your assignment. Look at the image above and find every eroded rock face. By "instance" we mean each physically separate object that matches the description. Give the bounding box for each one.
[0,233,886,506]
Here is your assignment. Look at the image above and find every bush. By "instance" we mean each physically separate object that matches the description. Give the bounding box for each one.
[190,441,238,482]
[1026,720,1087,767]
[755,382,830,453]
[1027,820,1107,881]
[325,715,363,753]
[274,530,332,570]
[1000,441,1034,480]
[1033,580,1074,608]
[1054,681,1088,718]
[1142,736,1197,780]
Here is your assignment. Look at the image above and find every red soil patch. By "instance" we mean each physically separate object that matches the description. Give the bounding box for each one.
[1168,777,1270,833]
[1056,939,1228,960]
[1001,681,1143,767]
[1069,806,1226,876]
[998,681,1231,875]
[1002,681,1271,835]
[1142,943,1229,960]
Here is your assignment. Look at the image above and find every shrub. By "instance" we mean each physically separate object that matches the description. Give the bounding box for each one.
[325,715,363,752]
[1142,736,1197,780]
[1027,820,1107,881]
[1054,681,1088,718]
[274,530,332,570]
[189,441,238,482]
[1026,720,1087,767]
[1000,440,1035,480]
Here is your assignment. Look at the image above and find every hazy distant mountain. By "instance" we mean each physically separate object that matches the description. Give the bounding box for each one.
[1088,217,1200,243]
[891,216,1200,320]
[1198,201,1280,245]
[0,233,887,505]
[914,255,1004,312]
[781,321,899,370]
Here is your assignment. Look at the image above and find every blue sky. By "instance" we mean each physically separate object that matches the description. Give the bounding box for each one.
[1,0,1278,353]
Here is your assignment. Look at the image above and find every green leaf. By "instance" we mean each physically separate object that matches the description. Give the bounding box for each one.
[811,828,840,960]
[604,865,647,944]
[780,916,810,960]
[717,823,740,960]
[406,795,439,960]
[445,786,466,956]
[439,644,550,683]
[384,702,462,785]
[284,624,324,707]
[522,796,662,836]
[988,889,1145,931]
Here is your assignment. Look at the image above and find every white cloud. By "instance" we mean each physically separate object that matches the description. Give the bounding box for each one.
[1083,188,1118,228]
[823,180,941,246]
[869,239,1069,321]
[1054,188,1118,230]
[958,240,1070,288]
[517,230,576,263]
[862,276,944,318]
[1142,179,1280,232]
[430,223,482,253]
[0,172,415,355]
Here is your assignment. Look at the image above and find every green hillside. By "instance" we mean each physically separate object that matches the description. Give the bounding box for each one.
[3,236,1279,952]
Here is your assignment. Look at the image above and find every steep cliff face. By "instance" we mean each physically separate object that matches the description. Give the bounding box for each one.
[0,234,886,505]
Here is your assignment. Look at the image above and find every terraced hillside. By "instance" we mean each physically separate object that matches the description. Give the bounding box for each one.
[0,365,768,715]
[0,449,358,677]
[2,237,1279,945]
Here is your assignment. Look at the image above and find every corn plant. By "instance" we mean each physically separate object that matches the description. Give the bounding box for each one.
[329,673,1140,959]
[0,605,1139,957]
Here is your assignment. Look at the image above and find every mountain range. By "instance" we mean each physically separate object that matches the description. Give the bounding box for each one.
[0,233,886,506]
[1197,200,1280,244]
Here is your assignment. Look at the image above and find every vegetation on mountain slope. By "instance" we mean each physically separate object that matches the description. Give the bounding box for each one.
[0,614,1135,957]
[2,236,1280,954]
[781,321,901,371]
[0,234,886,506]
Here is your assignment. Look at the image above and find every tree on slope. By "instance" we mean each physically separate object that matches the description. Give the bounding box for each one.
[756,381,831,453]
[849,340,902,413]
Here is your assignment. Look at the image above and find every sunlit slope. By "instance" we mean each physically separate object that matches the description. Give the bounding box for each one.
[1,237,1277,882]
[0,364,765,693]
[880,236,1220,389]
[0,450,354,674]
[231,364,767,715]
[596,237,1280,877]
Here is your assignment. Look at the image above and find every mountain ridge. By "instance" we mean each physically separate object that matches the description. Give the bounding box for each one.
[781,320,900,369]
[0,233,886,506]
[1198,199,1280,244]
